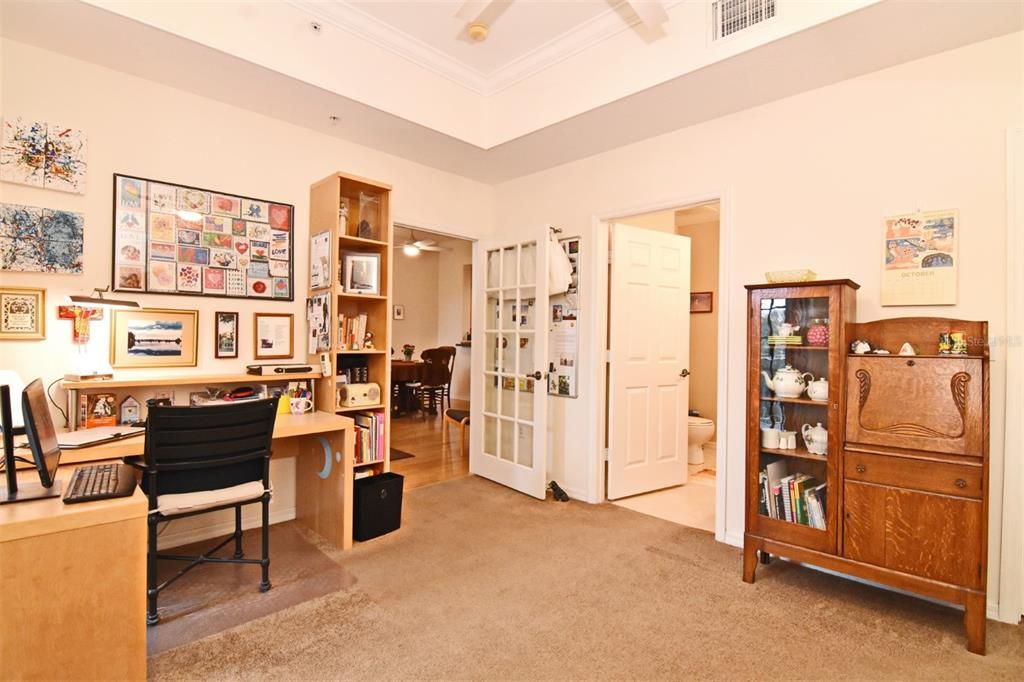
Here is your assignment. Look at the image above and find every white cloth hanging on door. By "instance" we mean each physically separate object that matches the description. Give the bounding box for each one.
[548,230,573,295]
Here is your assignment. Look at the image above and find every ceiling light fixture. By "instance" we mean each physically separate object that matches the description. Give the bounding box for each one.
[68,287,141,310]
[467,22,489,41]
[403,244,421,257]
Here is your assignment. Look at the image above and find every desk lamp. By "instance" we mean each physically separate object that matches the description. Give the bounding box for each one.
[62,287,140,381]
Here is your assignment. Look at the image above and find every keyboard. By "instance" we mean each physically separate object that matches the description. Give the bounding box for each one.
[62,463,139,504]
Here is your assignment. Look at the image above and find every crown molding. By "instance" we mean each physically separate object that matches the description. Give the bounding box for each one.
[288,1,681,97]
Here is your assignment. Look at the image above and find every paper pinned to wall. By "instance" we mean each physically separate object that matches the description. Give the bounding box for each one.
[548,236,580,398]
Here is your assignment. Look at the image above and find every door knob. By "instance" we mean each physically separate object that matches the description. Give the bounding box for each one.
[526,371,543,380]
[679,369,690,378]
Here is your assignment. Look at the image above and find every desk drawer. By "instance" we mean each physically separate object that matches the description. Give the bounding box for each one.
[844,451,982,499]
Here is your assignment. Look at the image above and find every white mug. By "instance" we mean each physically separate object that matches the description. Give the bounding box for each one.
[761,428,780,449]
[289,397,313,415]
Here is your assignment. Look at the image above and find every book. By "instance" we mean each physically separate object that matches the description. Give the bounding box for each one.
[84,393,117,428]
[780,474,795,522]
[758,471,769,516]
[765,459,788,520]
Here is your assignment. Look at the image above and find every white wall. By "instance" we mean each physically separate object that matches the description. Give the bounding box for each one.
[437,239,472,401]
[495,32,1022,614]
[1,37,495,543]
[392,250,441,356]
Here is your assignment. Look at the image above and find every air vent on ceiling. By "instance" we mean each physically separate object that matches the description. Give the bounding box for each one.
[711,0,776,41]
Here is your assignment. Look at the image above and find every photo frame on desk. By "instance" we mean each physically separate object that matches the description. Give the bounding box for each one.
[341,251,380,295]
[110,308,198,368]
[254,312,293,360]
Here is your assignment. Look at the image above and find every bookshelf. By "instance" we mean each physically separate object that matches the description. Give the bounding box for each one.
[308,172,393,476]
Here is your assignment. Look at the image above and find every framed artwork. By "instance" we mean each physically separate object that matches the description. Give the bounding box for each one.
[254,312,293,360]
[342,252,380,295]
[690,291,714,313]
[111,174,294,301]
[110,308,198,368]
[0,202,84,273]
[881,209,958,306]
[0,117,87,193]
[393,305,405,320]
[215,311,239,359]
[0,286,45,339]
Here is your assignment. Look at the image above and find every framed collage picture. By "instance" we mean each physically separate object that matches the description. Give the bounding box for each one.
[111,174,294,301]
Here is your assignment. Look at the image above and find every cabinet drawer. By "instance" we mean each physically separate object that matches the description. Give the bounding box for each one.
[844,451,982,499]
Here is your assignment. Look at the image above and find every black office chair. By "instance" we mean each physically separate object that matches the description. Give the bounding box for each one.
[131,398,277,625]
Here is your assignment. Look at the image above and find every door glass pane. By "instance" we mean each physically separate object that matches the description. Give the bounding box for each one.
[500,376,516,418]
[486,293,500,330]
[516,297,535,331]
[485,333,500,371]
[500,334,515,374]
[517,423,533,468]
[517,333,534,378]
[484,415,498,457]
[501,294,516,331]
[486,249,501,289]
[517,377,534,423]
[499,418,515,461]
[756,294,831,529]
[484,373,498,414]
[502,247,517,289]
[519,242,536,285]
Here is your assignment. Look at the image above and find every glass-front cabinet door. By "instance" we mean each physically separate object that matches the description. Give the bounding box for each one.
[744,280,858,553]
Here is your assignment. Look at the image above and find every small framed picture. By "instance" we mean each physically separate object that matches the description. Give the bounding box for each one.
[254,312,293,360]
[0,287,45,340]
[215,311,239,359]
[110,308,198,368]
[393,305,405,320]
[119,395,141,425]
[690,291,714,313]
[342,252,380,295]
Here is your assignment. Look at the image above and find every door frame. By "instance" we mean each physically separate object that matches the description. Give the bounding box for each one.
[590,188,733,544]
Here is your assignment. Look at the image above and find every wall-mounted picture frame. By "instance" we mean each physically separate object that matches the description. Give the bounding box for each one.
[111,173,294,301]
[342,251,380,295]
[215,311,239,359]
[0,286,46,340]
[393,304,405,320]
[254,312,293,360]
[110,308,198,368]
[690,291,714,313]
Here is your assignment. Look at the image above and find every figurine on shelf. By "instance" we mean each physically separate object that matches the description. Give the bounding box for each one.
[850,339,872,354]
[364,331,375,349]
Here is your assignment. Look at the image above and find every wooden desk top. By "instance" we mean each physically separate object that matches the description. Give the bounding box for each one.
[56,411,354,463]
[0,465,147,544]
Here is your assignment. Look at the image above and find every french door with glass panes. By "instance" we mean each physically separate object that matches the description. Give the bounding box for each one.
[470,232,549,499]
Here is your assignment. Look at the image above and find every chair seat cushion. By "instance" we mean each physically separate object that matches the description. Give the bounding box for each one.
[446,409,470,423]
[156,480,269,516]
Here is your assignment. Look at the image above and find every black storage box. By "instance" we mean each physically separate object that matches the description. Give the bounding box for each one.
[353,472,404,541]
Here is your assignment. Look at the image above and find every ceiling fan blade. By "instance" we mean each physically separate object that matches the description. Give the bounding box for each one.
[455,0,491,21]
[413,239,438,248]
[625,0,668,28]
[419,245,444,252]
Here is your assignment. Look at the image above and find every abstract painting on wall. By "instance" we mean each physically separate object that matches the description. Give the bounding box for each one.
[0,202,84,274]
[0,117,88,193]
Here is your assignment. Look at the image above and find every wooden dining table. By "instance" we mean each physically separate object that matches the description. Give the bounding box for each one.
[391,360,425,415]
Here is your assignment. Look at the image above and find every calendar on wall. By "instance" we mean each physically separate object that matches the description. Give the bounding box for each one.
[111,174,294,300]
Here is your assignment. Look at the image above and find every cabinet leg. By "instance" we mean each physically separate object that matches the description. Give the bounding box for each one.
[964,592,986,655]
[742,538,758,584]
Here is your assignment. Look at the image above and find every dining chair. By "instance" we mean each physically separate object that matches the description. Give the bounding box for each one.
[128,398,277,625]
[414,347,455,417]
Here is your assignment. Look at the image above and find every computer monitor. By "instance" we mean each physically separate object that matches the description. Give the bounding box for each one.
[21,379,61,488]
[1,379,63,504]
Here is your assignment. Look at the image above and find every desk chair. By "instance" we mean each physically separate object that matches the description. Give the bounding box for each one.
[130,399,277,625]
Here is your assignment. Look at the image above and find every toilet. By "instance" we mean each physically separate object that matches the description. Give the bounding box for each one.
[687,415,715,465]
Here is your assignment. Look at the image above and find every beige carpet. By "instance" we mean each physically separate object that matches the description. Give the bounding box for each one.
[151,476,1023,680]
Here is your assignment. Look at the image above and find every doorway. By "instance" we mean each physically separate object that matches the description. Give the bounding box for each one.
[388,224,474,490]
[606,201,722,533]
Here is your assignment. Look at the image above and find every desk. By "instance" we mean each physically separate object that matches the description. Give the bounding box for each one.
[0,466,147,680]
[1,411,353,681]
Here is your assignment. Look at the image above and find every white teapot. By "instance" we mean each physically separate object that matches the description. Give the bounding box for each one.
[806,378,829,402]
[802,422,828,455]
[761,365,813,398]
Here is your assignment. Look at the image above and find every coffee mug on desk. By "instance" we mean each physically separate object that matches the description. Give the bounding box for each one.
[289,397,313,415]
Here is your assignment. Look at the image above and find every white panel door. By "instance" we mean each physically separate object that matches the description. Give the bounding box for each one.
[607,223,691,500]
[470,231,549,500]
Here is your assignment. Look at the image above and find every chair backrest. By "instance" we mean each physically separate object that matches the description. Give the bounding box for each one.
[143,398,278,497]
[420,346,455,386]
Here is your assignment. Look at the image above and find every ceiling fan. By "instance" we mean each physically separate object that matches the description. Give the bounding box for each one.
[395,230,444,256]
[455,1,668,42]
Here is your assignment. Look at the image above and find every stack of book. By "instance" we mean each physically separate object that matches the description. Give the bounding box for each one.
[767,335,803,345]
[338,312,368,351]
[759,459,827,529]
[352,410,385,465]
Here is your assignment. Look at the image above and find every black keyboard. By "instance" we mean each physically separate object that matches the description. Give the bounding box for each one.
[63,463,138,504]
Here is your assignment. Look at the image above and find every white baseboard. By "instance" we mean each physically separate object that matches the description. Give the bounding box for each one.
[156,506,296,550]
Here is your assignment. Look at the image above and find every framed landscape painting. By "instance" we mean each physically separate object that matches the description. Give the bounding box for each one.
[215,311,238,359]
[110,308,198,368]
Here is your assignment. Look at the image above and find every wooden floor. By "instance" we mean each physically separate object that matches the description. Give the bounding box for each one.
[390,399,470,491]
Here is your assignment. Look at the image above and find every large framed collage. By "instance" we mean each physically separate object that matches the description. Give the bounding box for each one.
[111,174,294,300]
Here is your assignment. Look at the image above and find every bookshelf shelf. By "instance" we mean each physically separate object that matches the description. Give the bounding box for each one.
[759,447,827,462]
[339,234,389,248]
[768,345,829,351]
[354,459,385,468]
[761,396,828,406]
[338,293,387,301]
[335,403,386,414]
[336,349,388,355]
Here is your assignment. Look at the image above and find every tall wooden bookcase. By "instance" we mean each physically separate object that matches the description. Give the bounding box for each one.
[308,172,393,475]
